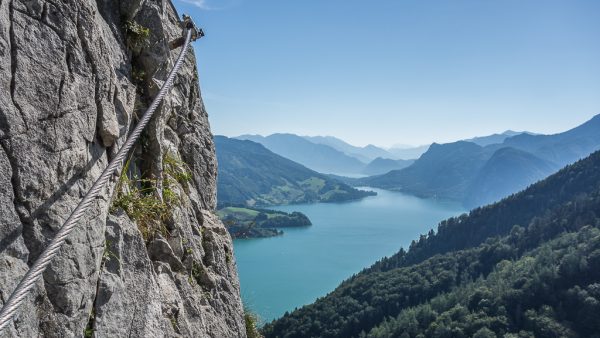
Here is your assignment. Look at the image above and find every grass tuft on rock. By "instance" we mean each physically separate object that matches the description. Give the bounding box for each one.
[123,20,150,50]
[244,310,263,338]
[111,158,170,240]
[164,151,193,185]
[111,153,193,240]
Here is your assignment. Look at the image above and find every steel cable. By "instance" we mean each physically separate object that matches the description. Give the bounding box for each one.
[0,28,193,332]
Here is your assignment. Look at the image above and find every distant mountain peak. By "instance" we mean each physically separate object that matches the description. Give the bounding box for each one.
[235,133,367,174]
[301,135,396,164]
[465,130,532,147]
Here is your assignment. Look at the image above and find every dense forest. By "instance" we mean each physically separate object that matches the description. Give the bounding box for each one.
[262,151,600,337]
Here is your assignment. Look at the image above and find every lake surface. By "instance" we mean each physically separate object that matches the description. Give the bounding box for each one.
[233,188,465,323]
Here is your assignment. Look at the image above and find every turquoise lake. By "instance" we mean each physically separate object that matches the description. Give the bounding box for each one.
[233,188,465,323]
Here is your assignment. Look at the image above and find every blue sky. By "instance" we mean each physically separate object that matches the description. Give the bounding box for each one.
[173,0,600,147]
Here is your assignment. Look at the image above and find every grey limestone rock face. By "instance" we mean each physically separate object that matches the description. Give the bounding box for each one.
[0,0,244,337]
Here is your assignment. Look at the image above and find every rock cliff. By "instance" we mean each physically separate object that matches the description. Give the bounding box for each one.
[0,0,246,337]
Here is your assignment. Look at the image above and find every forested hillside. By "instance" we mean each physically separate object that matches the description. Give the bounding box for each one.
[215,136,374,207]
[362,141,491,200]
[465,130,526,146]
[464,147,557,207]
[263,150,600,338]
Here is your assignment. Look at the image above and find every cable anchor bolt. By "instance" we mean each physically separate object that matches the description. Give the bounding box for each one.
[169,14,204,50]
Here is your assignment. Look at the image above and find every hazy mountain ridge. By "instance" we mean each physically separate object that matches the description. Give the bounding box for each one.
[235,134,366,174]
[215,136,375,207]
[501,114,600,166]
[235,129,535,176]
[363,141,493,200]
[360,114,600,208]
[361,157,415,176]
[388,144,431,160]
[464,147,558,207]
[303,135,394,162]
[233,116,600,208]
[465,130,530,146]
[237,134,426,174]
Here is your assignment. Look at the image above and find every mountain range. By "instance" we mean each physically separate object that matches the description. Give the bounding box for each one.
[236,134,366,175]
[214,136,375,208]
[387,144,431,160]
[233,114,600,208]
[361,157,415,176]
[235,131,536,177]
[237,134,427,175]
[263,147,600,338]
[302,135,394,163]
[464,129,533,146]
[360,114,600,207]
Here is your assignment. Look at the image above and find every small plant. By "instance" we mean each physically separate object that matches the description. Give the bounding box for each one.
[111,159,169,241]
[201,228,210,249]
[162,185,179,206]
[111,153,192,241]
[163,152,193,185]
[169,315,181,334]
[102,240,121,265]
[190,261,215,297]
[224,245,233,265]
[191,260,204,286]
[133,96,146,113]
[244,310,263,338]
[162,151,193,207]
[131,66,146,86]
[84,308,96,338]
[123,20,150,50]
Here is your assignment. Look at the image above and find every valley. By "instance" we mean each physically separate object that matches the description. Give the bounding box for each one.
[230,114,600,210]
[233,188,464,323]
[219,115,600,334]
